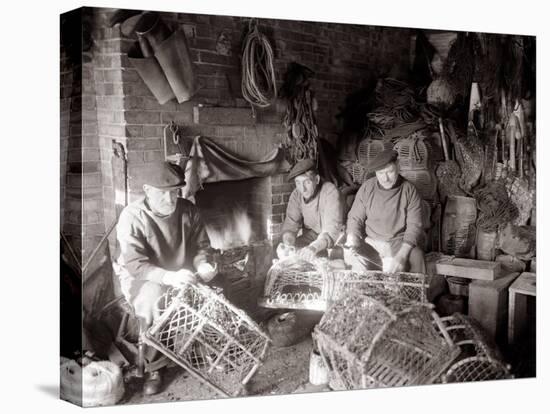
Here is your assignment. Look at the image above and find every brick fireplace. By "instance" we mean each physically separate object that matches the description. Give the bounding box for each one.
[61,7,412,299]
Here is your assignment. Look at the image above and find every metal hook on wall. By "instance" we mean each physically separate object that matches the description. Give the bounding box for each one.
[163,121,187,161]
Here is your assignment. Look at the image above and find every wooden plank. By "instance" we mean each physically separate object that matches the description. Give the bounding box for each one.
[434,257,503,281]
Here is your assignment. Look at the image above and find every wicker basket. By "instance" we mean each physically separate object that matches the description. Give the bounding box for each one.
[314,293,459,390]
[259,257,429,311]
[357,139,394,170]
[341,160,367,185]
[143,284,271,397]
[436,313,512,383]
[400,169,437,200]
[328,270,429,304]
[394,135,430,170]
[258,257,329,311]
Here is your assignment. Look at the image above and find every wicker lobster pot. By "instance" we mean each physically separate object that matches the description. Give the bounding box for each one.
[327,270,429,305]
[143,284,271,397]
[394,136,437,201]
[357,138,394,170]
[258,257,329,311]
[399,169,437,201]
[394,135,430,171]
[313,293,459,390]
[436,313,512,383]
[259,257,429,311]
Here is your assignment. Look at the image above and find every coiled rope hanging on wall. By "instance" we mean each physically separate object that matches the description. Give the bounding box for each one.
[241,19,277,117]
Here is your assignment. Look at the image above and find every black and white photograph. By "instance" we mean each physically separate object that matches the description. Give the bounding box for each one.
[3,1,548,413]
[57,1,540,407]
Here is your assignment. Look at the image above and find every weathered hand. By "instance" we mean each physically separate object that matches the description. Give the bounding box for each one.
[196,262,217,283]
[383,256,406,274]
[298,245,317,262]
[162,269,198,287]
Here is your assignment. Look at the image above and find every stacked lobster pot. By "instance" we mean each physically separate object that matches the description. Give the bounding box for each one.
[313,292,460,390]
[394,133,440,252]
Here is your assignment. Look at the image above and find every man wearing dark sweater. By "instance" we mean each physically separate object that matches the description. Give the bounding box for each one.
[344,149,426,274]
[115,161,215,395]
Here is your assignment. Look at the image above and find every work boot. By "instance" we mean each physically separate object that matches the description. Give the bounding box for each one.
[143,370,162,395]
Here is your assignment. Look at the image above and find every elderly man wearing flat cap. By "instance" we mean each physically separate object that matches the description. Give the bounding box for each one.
[344,149,426,274]
[278,159,344,261]
[115,161,215,395]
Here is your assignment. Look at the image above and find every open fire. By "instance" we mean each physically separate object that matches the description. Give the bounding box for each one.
[204,208,253,251]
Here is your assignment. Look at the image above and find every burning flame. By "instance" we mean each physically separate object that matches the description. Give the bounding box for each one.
[205,209,253,250]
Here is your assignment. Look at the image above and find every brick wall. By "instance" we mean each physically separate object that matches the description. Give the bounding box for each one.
[60,9,83,266]
[62,7,412,264]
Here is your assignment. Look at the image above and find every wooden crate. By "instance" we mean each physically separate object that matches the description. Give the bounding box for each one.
[434,257,503,281]
[508,272,536,345]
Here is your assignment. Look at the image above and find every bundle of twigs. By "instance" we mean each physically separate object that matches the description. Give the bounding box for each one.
[473,181,518,232]
[280,63,319,163]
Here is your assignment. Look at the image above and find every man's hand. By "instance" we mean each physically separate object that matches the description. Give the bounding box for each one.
[162,269,198,287]
[276,242,296,259]
[196,262,217,283]
[382,255,407,274]
[342,242,359,265]
[297,245,317,262]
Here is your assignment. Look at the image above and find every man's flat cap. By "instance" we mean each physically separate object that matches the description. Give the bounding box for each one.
[143,161,186,189]
[287,158,316,181]
[364,149,398,173]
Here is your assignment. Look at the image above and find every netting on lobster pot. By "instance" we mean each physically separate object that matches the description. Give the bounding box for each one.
[436,313,512,383]
[143,284,271,397]
[258,257,329,311]
[313,292,459,390]
[328,270,429,304]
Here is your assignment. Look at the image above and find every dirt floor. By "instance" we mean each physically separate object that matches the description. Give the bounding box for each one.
[120,335,330,406]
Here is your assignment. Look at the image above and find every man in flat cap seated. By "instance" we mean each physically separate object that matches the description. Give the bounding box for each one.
[278,159,344,261]
[115,161,216,395]
[344,149,426,274]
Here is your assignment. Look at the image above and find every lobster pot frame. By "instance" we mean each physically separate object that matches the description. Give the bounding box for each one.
[259,256,428,311]
[143,284,271,397]
[357,138,394,169]
[394,135,431,170]
[258,257,328,311]
[342,160,367,185]
[328,270,429,304]
[436,313,512,383]
[313,294,459,390]
[400,169,437,201]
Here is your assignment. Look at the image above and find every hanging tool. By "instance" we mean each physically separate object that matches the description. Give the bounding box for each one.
[163,121,187,164]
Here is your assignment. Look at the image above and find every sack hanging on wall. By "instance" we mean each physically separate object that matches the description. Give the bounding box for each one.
[127,12,197,104]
